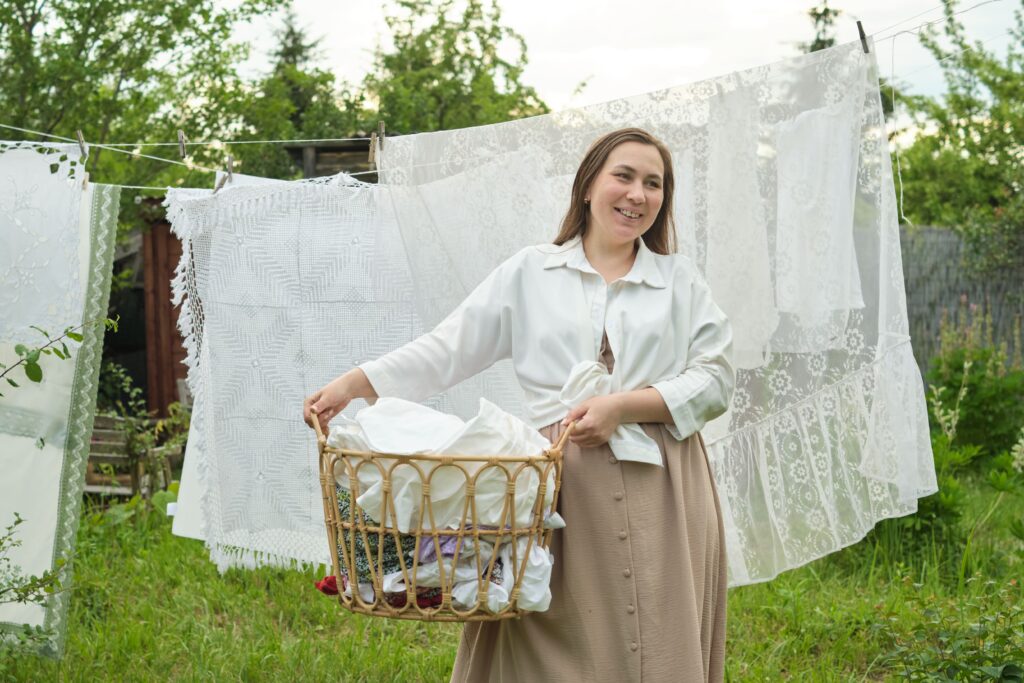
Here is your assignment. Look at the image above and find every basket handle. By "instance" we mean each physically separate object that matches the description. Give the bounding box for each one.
[552,420,575,454]
[309,407,327,447]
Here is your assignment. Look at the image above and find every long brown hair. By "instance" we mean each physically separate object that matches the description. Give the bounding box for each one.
[553,127,676,255]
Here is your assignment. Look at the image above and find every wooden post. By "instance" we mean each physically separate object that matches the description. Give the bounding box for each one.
[143,211,187,416]
[302,146,316,178]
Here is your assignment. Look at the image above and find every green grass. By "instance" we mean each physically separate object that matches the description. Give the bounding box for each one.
[3,474,1022,682]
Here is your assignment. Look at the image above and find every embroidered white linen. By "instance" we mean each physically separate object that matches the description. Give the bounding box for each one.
[167,39,937,587]
[0,142,119,656]
[328,397,556,532]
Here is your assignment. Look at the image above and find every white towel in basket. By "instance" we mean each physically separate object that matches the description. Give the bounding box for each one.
[328,398,556,533]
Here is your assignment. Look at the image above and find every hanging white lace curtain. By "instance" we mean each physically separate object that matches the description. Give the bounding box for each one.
[168,38,936,586]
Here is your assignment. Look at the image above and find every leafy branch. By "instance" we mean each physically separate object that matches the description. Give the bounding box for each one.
[0,513,64,662]
[0,514,66,607]
[0,317,118,397]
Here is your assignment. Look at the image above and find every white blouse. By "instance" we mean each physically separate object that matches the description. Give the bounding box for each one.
[360,235,735,444]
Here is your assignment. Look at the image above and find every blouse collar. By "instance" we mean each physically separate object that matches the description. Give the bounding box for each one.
[541,235,667,289]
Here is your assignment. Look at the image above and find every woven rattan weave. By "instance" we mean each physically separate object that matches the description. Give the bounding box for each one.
[312,412,570,621]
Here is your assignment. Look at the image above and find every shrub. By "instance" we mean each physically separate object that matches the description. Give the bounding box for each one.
[927,303,1024,457]
[873,574,1024,681]
[851,374,981,577]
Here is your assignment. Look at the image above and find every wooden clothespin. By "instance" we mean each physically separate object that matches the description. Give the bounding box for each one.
[857,21,869,54]
[368,132,378,166]
[177,130,188,158]
[213,154,235,194]
[75,129,89,189]
[377,121,385,151]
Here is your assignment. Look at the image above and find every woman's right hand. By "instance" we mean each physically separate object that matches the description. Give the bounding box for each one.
[303,369,377,434]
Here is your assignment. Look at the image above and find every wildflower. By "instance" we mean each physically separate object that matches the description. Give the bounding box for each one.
[1011,426,1024,474]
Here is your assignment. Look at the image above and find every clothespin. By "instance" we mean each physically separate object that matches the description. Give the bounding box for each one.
[377,121,385,151]
[75,129,88,158]
[212,154,235,194]
[177,130,188,158]
[368,132,378,166]
[75,129,89,189]
[857,21,869,54]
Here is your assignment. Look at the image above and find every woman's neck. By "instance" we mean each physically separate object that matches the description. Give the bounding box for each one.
[582,230,638,283]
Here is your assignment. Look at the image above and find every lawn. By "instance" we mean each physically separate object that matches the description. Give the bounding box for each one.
[4,469,1022,682]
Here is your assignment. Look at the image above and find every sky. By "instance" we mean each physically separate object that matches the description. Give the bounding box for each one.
[236,0,1018,113]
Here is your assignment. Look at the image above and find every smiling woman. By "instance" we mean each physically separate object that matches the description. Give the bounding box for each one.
[306,128,734,682]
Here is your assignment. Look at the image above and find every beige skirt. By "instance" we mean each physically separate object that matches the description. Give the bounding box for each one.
[451,340,727,682]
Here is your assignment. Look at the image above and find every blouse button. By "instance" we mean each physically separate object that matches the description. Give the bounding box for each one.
[626,605,636,614]
[608,455,618,464]
[630,642,639,652]
[613,491,624,501]
[622,568,632,578]
[618,530,627,540]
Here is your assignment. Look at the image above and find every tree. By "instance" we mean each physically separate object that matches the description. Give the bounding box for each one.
[233,6,365,179]
[362,0,548,133]
[894,0,1024,274]
[0,0,285,190]
[799,2,897,117]
[800,1,842,53]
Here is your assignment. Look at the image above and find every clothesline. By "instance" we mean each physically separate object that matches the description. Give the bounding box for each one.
[0,1,1006,155]
[0,122,222,175]
[0,4,1012,195]
[99,136,372,148]
[869,0,1005,42]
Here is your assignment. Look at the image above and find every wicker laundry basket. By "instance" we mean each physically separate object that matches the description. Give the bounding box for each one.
[311,411,570,622]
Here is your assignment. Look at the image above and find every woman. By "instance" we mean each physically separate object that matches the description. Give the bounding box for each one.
[304,128,734,682]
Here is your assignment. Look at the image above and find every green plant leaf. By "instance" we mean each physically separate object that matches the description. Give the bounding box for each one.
[14,344,28,357]
[151,490,177,515]
[65,331,84,342]
[6,378,18,388]
[24,362,42,383]
[29,325,50,338]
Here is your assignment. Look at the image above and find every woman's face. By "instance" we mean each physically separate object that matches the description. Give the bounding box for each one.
[585,141,665,247]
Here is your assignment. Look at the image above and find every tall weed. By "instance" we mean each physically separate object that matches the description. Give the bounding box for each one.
[928,302,1024,456]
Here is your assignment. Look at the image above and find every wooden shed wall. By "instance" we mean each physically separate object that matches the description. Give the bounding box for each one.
[143,221,187,416]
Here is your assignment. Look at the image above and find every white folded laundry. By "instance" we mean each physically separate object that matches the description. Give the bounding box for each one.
[383,559,482,592]
[451,576,510,613]
[448,537,554,613]
[381,536,495,593]
[499,538,554,612]
[328,398,557,532]
[357,398,466,454]
[342,581,376,605]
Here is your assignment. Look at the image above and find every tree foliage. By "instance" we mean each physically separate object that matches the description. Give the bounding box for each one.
[0,0,548,183]
[233,7,364,179]
[894,0,1024,274]
[0,0,287,187]
[799,1,842,53]
[362,0,548,133]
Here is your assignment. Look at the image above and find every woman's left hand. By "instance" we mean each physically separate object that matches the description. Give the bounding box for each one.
[562,395,623,448]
